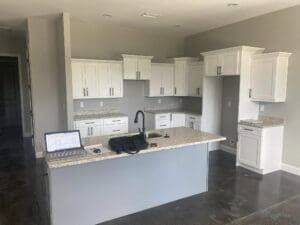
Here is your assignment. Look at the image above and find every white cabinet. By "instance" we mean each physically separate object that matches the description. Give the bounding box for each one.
[74,116,128,138]
[148,63,174,97]
[237,124,284,175]
[170,113,186,128]
[74,119,103,138]
[72,61,98,99]
[185,114,201,131]
[72,59,123,99]
[98,61,123,98]
[122,54,153,80]
[250,52,291,102]
[173,58,198,96]
[202,48,241,76]
[188,62,203,97]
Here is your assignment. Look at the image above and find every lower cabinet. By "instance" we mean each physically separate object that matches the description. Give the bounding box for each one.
[170,113,186,128]
[237,125,284,174]
[74,117,128,138]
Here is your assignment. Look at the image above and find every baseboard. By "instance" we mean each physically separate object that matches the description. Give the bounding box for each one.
[35,151,44,158]
[281,163,300,176]
[220,144,236,155]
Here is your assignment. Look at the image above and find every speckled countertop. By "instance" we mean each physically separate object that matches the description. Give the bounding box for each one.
[47,127,225,169]
[74,112,128,120]
[144,109,201,116]
[239,116,284,128]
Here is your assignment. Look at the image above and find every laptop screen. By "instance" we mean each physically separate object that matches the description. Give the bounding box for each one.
[45,130,82,152]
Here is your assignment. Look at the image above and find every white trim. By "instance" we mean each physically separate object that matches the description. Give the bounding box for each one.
[35,151,44,158]
[281,163,300,176]
[220,144,236,155]
[0,53,28,137]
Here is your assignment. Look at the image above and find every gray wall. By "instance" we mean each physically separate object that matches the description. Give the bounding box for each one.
[27,15,68,155]
[185,6,300,168]
[0,30,32,136]
[221,76,240,149]
[70,19,185,61]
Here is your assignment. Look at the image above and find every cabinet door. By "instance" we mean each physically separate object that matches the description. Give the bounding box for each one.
[103,124,128,136]
[75,126,89,138]
[170,113,186,128]
[150,65,163,96]
[138,58,151,80]
[220,51,240,75]
[174,61,188,96]
[251,58,275,101]
[123,57,137,80]
[91,125,102,137]
[204,55,219,76]
[98,62,111,98]
[188,62,203,97]
[238,133,261,168]
[84,62,99,98]
[71,61,85,99]
[161,65,174,96]
[110,63,123,98]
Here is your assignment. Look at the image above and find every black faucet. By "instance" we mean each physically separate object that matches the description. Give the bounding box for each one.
[134,110,146,140]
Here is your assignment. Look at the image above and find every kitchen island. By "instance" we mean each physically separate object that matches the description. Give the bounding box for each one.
[46,127,225,225]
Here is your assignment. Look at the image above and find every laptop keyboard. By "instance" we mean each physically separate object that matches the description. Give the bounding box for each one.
[46,149,88,162]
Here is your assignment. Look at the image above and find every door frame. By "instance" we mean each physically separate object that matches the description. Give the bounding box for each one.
[0,53,29,137]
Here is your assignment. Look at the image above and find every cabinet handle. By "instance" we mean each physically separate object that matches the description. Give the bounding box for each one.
[163,88,164,96]
[136,71,138,80]
[112,88,114,96]
[249,88,252,98]
[112,120,121,122]
[138,71,141,80]
[86,88,89,96]
[90,127,93,135]
[160,125,167,127]
[85,122,95,124]
[160,87,162,95]
[243,128,254,132]
[217,66,222,75]
[113,129,120,132]
[87,127,90,136]
[83,88,85,96]
[174,87,177,95]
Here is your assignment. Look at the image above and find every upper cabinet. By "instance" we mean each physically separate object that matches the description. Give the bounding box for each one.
[71,59,123,99]
[202,48,240,76]
[174,57,198,96]
[122,54,153,80]
[148,63,174,97]
[188,62,204,97]
[250,52,291,102]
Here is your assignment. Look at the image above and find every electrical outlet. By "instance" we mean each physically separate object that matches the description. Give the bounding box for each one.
[99,101,103,107]
[260,104,265,112]
[158,98,162,104]
[79,102,84,108]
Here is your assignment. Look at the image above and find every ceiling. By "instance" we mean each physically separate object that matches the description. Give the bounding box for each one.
[0,0,299,36]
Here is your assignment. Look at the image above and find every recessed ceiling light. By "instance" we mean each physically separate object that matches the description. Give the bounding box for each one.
[102,13,112,18]
[227,3,239,7]
[140,12,161,19]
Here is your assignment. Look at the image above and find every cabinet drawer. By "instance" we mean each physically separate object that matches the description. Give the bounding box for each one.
[74,119,103,127]
[155,120,170,129]
[155,113,170,120]
[103,117,128,125]
[102,124,128,136]
[238,125,262,136]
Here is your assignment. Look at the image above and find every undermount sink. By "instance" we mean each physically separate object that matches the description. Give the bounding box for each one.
[147,132,163,139]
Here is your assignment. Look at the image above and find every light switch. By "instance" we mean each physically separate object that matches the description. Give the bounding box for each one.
[79,102,84,108]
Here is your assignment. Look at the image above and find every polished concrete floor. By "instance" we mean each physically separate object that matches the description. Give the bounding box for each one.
[1,132,300,225]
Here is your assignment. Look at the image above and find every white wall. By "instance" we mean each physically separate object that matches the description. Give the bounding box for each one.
[185,6,300,168]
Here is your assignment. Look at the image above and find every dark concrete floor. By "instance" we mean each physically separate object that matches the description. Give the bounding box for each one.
[1,131,300,225]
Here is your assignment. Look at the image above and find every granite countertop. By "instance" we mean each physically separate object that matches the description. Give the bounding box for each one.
[74,112,128,121]
[144,109,202,116]
[47,127,225,169]
[239,116,284,128]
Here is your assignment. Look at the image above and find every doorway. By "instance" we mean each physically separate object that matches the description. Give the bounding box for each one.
[0,56,23,149]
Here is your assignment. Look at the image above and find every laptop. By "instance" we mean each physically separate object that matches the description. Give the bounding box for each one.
[45,130,87,161]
